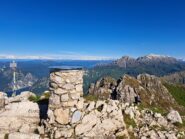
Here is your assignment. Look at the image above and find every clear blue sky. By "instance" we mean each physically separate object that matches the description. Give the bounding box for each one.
[0,0,185,59]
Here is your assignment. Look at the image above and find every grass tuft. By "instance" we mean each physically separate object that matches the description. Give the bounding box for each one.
[124,114,137,128]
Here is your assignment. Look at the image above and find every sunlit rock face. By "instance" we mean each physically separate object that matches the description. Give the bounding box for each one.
[0,92,40,134]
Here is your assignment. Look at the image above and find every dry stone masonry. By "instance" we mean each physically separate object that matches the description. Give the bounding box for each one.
[49,67,83,125]
[48,67,85,138]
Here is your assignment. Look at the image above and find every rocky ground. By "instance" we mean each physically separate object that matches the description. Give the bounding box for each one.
[47,99,185,139]
[0,74,185,139]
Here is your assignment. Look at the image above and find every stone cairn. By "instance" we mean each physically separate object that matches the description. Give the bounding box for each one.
[48,66,84,138]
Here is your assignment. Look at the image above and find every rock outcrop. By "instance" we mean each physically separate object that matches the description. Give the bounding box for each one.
[88,76,117,99]
[0,91,40,138]
[167,110,183,124]
[89,74,180,111]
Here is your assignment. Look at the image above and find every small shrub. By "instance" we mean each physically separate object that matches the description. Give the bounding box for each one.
[43,92,51,99]
[28,95,40,102]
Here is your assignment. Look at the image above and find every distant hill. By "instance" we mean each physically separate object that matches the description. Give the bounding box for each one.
[162,70,185,85]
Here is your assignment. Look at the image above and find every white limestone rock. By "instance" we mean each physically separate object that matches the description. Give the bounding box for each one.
[54,108,69,125]
[54,88,67,95]
[87,101,95,111]
[55,128,73,138]
[61,94,69,102]
[62,84,75,90]
[75,111,99,135]
[0,101,39,132]
[167,110,182,124]
[8,91,36,103]
[70,93,80,100]
[19,124,32,133]
[9,132,40,139]
[76,98,84,109]
[47,109,55,124]
[49,94,60,106]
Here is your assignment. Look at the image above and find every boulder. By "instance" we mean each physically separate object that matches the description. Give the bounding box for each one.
[157,117,168,127]
[19,124,32,133]
[86,119,117,137]
[167,110,182,124]
[37,126,45,135]
[75,111,99,135]
[0,101,39,132]
[8,91,36,103]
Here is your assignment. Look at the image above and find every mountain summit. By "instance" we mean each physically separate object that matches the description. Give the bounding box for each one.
[111,54,183,68]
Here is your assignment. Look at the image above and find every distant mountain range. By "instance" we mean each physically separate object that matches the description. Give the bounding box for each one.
[84,54,185,93]
[110,54,184,68]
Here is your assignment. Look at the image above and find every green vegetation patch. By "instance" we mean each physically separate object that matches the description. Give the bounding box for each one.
[150,106,168,116]
[84,94,98,102]
[173,120,185,131]
[43,92,51,99]
[28,95,41,103]
[116,135,128,139]
[124,76,140,88]
[124,114,137,128]
[164,83,185,107]
[138,103,167,116]
[28,91,51,103]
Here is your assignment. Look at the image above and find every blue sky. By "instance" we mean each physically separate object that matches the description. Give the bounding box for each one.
[0,0,185,60]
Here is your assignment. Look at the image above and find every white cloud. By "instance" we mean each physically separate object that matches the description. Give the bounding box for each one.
[0,53,116,60]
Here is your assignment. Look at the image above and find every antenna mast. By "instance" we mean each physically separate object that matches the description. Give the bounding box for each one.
[10,60,17,97]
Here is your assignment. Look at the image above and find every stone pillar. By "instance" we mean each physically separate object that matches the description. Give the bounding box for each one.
[48,66,84,138]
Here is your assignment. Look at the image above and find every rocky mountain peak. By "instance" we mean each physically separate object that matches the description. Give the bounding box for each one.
[89,73,182,112]
[137,54,178,63]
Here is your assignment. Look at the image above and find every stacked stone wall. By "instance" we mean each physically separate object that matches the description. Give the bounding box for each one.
[48,69,84,138]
